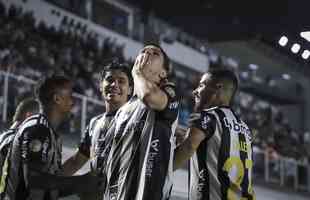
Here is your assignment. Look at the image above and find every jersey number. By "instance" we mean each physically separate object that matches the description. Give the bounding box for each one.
[223,156,255,200]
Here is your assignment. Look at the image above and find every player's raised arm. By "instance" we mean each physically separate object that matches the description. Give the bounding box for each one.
[132,45,172,111]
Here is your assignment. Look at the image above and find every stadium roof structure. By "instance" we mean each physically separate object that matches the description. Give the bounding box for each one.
[124,0,310,67]
[124,0,310,41]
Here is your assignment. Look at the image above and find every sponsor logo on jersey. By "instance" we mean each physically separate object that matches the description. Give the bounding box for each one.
[146,139,160,176]
[29,140,42,152]
[223,117,252,140]
[169,101,179,109]
[151,139,159,152]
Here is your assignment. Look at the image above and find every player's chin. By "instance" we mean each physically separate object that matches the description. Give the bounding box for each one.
[63,112,73,121]
[107,94,123,102]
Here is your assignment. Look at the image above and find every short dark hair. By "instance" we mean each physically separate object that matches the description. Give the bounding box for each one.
[13,98,40,123]
[144,43,171,76]
[35,75,71,110]
[208,68,239,99]
[99,60,133,86]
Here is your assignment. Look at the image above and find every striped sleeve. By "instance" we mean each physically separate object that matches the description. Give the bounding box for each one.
[78,116,101,158]
[20,125,51,171]
[159,82,179,122]
[188,111,216,140]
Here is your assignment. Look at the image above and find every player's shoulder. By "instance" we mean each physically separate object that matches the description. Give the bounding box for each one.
[18,114,50,134]
[0,128,16,138]
[85,113,107,133]
[0,128,16,147]
[88,114,105,126]
[202,106,221,115]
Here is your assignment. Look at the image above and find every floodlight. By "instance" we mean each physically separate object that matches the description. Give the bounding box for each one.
[302,50,310,59]
[291,43,301,54]
[278,36,288,46]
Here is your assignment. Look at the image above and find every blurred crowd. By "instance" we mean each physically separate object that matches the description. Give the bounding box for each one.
[235,92,310,162]
[0,2,309,164]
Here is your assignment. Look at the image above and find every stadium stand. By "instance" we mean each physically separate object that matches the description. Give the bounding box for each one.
[0,0,309,195]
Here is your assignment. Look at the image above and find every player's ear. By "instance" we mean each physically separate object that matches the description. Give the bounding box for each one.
[24,111,32,119]
[213,83,223,99]
[159,70,167,80]
[216,83,224,90]
[127,86,132,96]
[53,93,61,105]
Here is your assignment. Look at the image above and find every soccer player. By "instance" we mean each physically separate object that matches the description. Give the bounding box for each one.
[2,75,102,200]
[62,61,133,200]
[0,98,39,178]
[174,68,256,200]
[102,44,179,200]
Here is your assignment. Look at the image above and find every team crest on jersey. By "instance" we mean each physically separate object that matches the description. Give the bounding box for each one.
[29,140,42,152]
[201,115,211,130]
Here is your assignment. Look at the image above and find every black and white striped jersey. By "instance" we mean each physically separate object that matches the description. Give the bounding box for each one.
[0,128,16,181]
[190,106,255,200]
[3,114,62,200]
[79,112,115,173]
[0,129,15,151]
[103,83,179,200]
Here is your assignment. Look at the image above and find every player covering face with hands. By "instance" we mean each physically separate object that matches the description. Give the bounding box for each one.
[102,44,179,200]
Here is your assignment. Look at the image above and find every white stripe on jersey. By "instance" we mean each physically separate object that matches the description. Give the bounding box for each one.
[161,115,178,199]
[136,121,153,200]
[207,109,222,200]
[17,118,39,135]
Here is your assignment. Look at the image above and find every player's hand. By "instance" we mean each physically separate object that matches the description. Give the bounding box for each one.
[188,113,202,127]
[132,53,149,76]
[79,172,106,193]
[175,126,188,146]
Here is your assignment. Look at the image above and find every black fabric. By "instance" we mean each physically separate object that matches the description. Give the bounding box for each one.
[196,139,209,200]
[188,112,216,140]
[4,114,62,200]
[214,109,231,200]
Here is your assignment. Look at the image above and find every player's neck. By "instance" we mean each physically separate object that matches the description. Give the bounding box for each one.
[105,102,122,114]
[46,109,64,130]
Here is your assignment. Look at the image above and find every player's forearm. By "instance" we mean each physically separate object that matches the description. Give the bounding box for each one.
[61,152,88,176]
[174,128,206,170]
[173,137,196,170]
[27,169,101,196]
[133,74,168,110]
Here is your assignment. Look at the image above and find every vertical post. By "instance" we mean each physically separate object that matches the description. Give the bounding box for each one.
[294,162,298,191]
[308,165,310,192]
[280,159,284,186]
[81,96,88,134]
[264,151,269,182]
[2,72,9,122]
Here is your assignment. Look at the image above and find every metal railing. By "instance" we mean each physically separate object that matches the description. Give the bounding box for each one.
[0,70,105,134]
[253,148,310,193]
